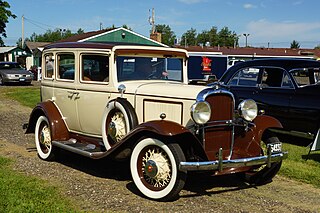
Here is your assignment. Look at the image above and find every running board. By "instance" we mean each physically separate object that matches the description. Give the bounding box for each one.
[52,140,108,159]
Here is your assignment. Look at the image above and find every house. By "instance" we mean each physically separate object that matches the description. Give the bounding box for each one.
[58,27,167,47]
[25,41,50,70]
[0,46,31,67]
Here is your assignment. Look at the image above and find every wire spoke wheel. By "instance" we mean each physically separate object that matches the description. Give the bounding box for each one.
[139,145,172,190]
[106,110,127,145]
[130,138,186,201]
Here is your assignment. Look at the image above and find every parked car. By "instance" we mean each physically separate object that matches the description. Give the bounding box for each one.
[227,59,245,69]
[219,58,320,147]
[25,42,287,201]
[0,62,33,85]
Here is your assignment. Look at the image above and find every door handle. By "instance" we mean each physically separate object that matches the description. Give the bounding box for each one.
[67,91,79,100]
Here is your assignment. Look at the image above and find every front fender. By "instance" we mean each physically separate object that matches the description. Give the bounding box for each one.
[253,115,283,141]
[110,120,208,161]
[25,101,69,141]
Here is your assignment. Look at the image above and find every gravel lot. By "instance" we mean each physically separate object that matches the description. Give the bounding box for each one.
[0,83,320,212]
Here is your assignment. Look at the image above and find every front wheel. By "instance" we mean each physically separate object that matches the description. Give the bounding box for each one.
[244,133,282,185]
[130,138,187,201]
[35,116,57,161]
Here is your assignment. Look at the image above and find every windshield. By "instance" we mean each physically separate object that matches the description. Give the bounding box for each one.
[116,56,183,82]
[0,63,23,69]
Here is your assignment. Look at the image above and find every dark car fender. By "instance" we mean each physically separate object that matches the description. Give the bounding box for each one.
[109,120,208,161]
[25,101,69,141]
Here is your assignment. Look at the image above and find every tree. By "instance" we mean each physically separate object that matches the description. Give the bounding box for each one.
[0,1,16,46]
[17,28,86,47]
[196,26,219,46]
[290,40,300,49]
[181,28,197,46]
[155,24,176,46]
[217,27,238,47]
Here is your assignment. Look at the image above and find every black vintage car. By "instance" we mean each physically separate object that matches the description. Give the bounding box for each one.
[219,58,320,148]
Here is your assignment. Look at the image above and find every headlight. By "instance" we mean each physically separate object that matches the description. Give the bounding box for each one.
[238,99,258,121]
[191,101,211,124]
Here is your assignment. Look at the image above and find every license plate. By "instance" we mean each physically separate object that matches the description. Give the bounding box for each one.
[269,143,282,153]
[19,78,25,82]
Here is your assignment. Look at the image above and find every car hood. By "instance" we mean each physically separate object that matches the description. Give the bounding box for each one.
[0,69,31,75]
[121,81,207,100]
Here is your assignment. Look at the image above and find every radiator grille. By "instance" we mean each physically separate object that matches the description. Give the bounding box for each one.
[204,94,234,160]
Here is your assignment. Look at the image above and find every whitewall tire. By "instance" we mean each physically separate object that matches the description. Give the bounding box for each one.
[35,116,56,160]
[130,138,186,201]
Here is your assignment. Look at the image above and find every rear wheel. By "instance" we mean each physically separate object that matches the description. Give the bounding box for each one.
[0,75,3,85]
[244,132,282,185]
[130,138,187,201]
[35,116,57,161]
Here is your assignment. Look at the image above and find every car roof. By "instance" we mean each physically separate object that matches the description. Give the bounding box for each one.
[220,58,320,81]
[44,42,164,51]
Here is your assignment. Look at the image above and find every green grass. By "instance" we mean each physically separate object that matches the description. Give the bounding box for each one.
[280,143,320,187]
[0,156,78,212]
[2,87,40,108]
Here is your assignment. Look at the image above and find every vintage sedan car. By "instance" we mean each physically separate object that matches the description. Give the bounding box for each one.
[25,42,287,201]
[0,62,33,85]
[219,58,320,150]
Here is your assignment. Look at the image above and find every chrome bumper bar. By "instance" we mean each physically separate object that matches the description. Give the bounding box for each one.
[179,147,288,172]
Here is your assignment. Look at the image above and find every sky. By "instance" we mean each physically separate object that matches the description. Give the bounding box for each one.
[3,0,320,48]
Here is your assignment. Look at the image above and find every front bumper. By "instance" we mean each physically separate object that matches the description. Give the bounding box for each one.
[3,76,33,83]
[179,146,288,172]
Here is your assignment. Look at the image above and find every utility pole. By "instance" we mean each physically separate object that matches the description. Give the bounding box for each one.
[243,33,250,47]
[22,15,25,48]
[149,8,155,34]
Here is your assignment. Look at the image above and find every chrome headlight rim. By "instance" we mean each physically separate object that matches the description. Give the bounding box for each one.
[238,99,258,122]
[191,101,211,125]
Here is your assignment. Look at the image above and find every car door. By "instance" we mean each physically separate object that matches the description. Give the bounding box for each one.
[226,66,293,128]
[253,67,294,128]
[287,68,320,134]
[52,52,80,132]
[76,53,112,136]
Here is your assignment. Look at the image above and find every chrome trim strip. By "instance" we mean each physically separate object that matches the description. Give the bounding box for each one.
[179,151,288,172]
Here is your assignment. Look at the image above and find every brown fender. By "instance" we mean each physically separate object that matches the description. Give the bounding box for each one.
[253,115,283,141]
[232,115,283,162]
[25,101,69,141]
[109,120,208,161]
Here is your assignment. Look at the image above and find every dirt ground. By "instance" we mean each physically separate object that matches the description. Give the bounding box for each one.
[0,83,319,212]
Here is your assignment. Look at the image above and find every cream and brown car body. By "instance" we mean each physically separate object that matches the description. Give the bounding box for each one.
[26,42,287,201]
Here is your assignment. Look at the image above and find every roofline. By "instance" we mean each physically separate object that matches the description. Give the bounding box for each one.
[226,54,314,59]
[42,42,187,57]
[78,27,168,48]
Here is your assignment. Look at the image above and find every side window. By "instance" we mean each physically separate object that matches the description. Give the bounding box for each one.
[291,68,320,86]
[81,54,109,82]
[44,54,54,78]
[261,68,285,88]
[57,53,75,80]
[228,67,259,87]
